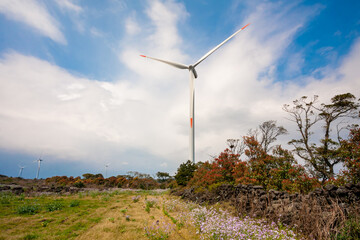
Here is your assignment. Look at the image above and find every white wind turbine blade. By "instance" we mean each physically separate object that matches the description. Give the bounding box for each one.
[140,55,189,69]
[193,23,250,67]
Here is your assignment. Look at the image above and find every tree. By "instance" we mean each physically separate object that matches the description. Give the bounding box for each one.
[339,126,360,184]
[226,139,245,156]
[82,173,94,179]
[156,172,172,183]
[175,160,197,186]
[188,149,242,187]
[284,93,359,181]
[82,173,103,179]
[247,120,288,153]
[259,120,288,153]
[127,171,151,179]
[242,136,271,187]
[188,161,218,187]
[241,136,317,192]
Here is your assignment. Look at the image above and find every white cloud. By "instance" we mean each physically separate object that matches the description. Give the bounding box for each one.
[0,0,66,44]
[54,0,86,33]
[90,27,103,37]
[55,0,82,14]
[0,51,185,167]
[145,0,188,51]
[125,13,140,36]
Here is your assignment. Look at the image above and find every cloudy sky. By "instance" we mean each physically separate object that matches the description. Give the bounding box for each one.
[0,0,359,179]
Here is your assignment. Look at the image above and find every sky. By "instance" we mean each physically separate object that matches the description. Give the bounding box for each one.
[0,0,359,179]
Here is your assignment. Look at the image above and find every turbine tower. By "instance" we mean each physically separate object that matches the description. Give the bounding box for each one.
[140,23,250,163]
[35,158,43,179]
[105,163,110,179]
[18,165,25,178]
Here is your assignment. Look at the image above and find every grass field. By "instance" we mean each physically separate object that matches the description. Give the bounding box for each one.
[0,190,302,240]
[0,190,197,240]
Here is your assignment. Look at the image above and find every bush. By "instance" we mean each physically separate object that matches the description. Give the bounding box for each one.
[69,200,80,207]
[17,202,41,215]
[23,234,39,240]
[45,200,64,212]
[73,181,85,188]
[175,160,197,186]
[0,192,14,204]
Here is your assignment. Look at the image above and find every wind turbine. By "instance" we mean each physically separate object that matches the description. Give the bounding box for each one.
[140,23,250,163]
[105,163,110,179]
[18,165,25,178]
[34,158,43,179]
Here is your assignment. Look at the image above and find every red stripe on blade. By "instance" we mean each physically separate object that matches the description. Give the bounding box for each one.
[241,23,250,30]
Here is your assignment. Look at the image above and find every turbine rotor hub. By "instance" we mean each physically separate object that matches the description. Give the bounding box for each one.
[189,65,198,78]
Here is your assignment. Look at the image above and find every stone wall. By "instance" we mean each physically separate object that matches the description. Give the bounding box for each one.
[174,183,360,227]
[0,183,84,195]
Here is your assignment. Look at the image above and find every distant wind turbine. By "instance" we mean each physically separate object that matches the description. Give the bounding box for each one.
[34,158,43,179]
[140,23,250,163]
[105,163,110,179]
[18,165,25,178]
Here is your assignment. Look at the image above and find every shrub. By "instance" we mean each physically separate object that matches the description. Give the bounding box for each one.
[17,202,41,215]
[69,200,80,207]
[23,234,39,240]
[45,200,64,212]
[0,192,14,204]
[175,160,197,186]
[73,181,85,188]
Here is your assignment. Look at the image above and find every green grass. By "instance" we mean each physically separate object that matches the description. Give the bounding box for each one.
[334,216,360,240]
[0,190,189,240]
[0,193,107,239]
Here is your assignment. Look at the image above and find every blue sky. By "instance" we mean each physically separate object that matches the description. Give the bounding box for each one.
[0,0,359,179]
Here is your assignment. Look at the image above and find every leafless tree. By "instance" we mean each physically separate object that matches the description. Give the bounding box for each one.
[259,120,288,153]
[247,121,288,153]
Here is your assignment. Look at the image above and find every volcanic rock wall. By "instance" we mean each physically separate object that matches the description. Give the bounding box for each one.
[174,183,360,226]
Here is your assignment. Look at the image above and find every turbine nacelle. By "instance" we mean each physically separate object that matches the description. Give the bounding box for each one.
[189,65,198,79]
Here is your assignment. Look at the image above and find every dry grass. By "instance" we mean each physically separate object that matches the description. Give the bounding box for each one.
[77,194,197,240]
